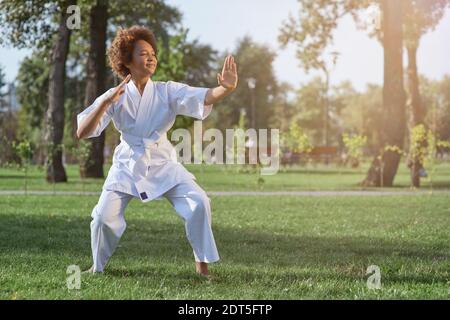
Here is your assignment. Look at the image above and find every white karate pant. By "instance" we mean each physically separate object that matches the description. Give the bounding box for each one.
[89,180,220,272]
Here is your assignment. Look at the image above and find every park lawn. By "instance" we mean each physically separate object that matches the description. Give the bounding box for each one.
[0,161,449,192]
[0,194,449,299]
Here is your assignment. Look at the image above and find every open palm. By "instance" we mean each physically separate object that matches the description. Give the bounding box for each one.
[217,55,238,90]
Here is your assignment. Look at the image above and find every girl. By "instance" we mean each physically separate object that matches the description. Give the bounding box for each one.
[77,25,238,277]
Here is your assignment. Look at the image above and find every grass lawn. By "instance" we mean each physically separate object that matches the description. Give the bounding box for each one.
[1,160,450,192]
[1,193,449,299]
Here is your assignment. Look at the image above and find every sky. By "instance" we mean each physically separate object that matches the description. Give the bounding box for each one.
[1,0,449,93]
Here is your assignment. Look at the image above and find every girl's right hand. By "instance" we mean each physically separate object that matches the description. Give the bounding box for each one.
[106,74,131,104]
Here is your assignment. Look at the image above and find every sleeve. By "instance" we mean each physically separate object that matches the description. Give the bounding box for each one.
[77,88,116,139]
[166,81,213,120]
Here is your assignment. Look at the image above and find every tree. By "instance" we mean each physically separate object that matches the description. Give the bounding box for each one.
[0,66,7,112]
[269,81,294,133]
[16,51,50,133]
[214,36,278,132]
[81,0,109,178]
[403,0,449,187]
[181,38,218,87]
[44,0,77,183]
[0,0,57,50]
[279,0,437,186]
[283,119,313,154]
[0,0,77,182]
[0,64,17,165]
[363,0,406,187]
[16,50,50,164]
[16,31,88,166]
[279,0,372,74]
[421,75,450,143]
[342,133,367,168]
[434,77,450,142]
[294,77,328,145]
[289,77,349,147]
[340,83,383,153]
[152,30,219,139]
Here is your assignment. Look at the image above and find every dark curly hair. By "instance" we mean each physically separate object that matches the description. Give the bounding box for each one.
[107,25,158,79]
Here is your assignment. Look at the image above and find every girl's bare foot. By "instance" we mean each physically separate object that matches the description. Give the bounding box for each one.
[195,262,209,277]
[82,266,100,274]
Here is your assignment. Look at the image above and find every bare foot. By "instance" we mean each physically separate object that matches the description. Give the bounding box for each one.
[195,262,216,280]
[82,266,99,274]
[195,262,209,276]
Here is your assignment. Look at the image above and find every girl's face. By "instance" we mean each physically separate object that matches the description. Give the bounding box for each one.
[126,39,158,78]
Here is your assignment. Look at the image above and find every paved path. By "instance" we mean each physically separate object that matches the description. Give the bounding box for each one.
[0,190,449,197]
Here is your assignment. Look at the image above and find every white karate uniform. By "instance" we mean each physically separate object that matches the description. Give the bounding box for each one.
[77,78,220,272]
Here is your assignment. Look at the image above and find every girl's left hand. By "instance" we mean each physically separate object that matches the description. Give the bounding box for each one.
[217,55,238,91]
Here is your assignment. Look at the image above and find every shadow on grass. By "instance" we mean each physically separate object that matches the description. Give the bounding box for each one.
[1,213,448,282]
[277,169,363,176]
[0,174,44,180]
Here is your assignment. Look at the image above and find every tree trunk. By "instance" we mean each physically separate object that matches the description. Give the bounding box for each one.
[406,44,426,188]
[362,0,406,187]
[80,0,108,178]
[45,0,76,183]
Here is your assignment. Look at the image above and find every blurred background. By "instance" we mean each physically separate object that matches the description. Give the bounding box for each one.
[0,0,449,191]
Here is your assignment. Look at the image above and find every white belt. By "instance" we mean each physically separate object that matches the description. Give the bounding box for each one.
[120,131,165,178]
[120,131,164,149]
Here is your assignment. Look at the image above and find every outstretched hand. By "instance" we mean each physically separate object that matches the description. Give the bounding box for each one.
[107,74,131,103]
[217,55,238,91]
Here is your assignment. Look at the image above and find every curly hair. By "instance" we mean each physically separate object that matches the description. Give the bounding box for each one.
[107,26,158,79]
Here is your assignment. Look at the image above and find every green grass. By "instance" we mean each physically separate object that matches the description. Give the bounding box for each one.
[1,160,450,192]
[1,194,450,299]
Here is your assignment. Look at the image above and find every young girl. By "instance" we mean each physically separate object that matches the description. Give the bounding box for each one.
[77,25,238,277]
